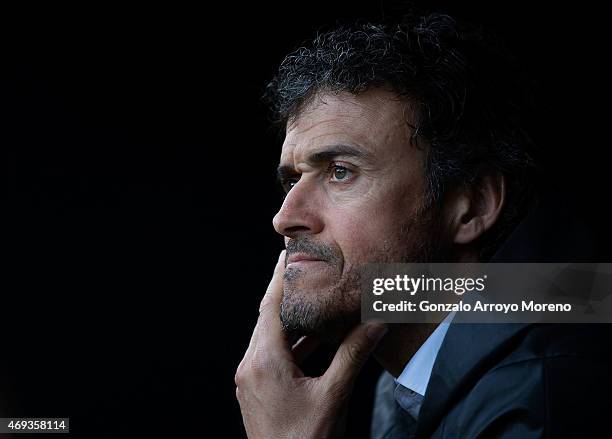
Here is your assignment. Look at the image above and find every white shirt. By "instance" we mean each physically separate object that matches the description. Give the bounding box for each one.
[395,312,455,396]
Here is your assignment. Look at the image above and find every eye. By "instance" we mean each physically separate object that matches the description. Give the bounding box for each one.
[281,177,300,193]
[330,165,352,182]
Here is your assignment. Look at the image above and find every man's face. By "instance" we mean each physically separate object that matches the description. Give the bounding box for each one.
[273,88,441,342]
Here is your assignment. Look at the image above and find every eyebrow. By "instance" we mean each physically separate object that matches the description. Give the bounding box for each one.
[276,144,370,181]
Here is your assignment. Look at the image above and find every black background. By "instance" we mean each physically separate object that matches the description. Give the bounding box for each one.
[1,1,610,437]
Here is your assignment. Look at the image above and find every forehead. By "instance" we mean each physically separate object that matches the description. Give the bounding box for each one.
[281,88,414,163]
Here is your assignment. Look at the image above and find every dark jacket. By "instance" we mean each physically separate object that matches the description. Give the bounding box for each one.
[371,196,612,438]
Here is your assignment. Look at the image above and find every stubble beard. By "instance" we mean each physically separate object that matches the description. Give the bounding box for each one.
[280,204,447,344]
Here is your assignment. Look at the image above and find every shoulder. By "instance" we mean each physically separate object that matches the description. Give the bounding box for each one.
[448,324,612,437]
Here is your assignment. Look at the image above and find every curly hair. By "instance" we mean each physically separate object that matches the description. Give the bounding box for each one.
[264,13,538,260]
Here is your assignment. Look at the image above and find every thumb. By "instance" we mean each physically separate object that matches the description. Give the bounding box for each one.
[323,322,388,388]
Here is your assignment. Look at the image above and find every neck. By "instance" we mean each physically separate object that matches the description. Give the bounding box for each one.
[372,250,479,376]
[372,323,437,378]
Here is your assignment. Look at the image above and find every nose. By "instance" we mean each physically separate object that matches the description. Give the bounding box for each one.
[272,180,324,239]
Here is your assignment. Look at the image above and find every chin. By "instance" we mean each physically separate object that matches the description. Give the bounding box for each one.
[280,298,361,345]
[284,266,336,291]
[281,266,362,345]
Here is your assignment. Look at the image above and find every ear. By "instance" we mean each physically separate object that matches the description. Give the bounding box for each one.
[446,171,506,245]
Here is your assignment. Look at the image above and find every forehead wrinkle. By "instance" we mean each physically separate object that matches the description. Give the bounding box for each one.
[283,122,371,168]
[288,135,375,171]
[281,90,418,171]
[286,112,379,153]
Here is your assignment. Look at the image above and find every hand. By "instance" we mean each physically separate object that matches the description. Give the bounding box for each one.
[235,250,388,439]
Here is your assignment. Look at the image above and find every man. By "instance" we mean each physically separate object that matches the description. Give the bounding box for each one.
[235,13,611,438]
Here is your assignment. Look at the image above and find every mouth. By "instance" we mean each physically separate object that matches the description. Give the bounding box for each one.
[286,253,324,269]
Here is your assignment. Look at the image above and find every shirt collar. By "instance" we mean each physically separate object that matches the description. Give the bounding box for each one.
[395,312,455,396]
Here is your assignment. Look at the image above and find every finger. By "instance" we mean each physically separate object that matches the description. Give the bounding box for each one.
[291,335,321,365]
[323,322,388,388]
[242,250,286,359]
[253,250,290,353]
[258,250,286,317]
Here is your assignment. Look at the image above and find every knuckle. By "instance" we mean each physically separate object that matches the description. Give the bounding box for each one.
[344,342,367,365]
[258,297,273,315]
[234,362,246,386]
[234,352,274,387]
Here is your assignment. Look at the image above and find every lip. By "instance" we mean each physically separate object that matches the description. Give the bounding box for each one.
[286,253,322,266]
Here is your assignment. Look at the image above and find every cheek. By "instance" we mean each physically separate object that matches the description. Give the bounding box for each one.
[326,207,395,263]
[324,188,422,262]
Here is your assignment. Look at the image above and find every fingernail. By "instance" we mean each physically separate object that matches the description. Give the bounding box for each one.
[366,323,388,343]
[279,250,286,262]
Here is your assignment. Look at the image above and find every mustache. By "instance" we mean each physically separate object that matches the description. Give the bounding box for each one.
[285,237,340,263]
